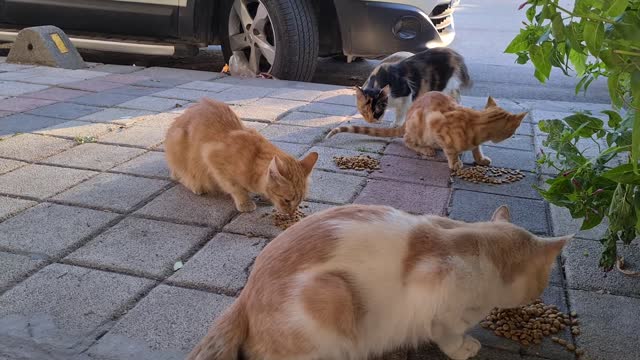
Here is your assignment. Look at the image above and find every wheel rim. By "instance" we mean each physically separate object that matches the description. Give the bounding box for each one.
[228,0,277,74]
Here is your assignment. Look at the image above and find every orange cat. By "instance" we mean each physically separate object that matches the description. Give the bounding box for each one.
[165,98,318,214]
[327,92,527,171]
[187,204,571,360]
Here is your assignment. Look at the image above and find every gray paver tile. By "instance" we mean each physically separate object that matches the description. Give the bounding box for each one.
[0,81,48,96]
[70,92,138,107]
[0,63,34,72]
[372,155,451,188]
[0,196,36,220]
[135,185,237,227]
[88,285,232,357]
[177,80,232,92]
[313,88,357,106]
[355,179,450,215]
[67,217,208,277]
[42,143,146,171]
[134,78,190,88]
[273,141,309,158]
[0,158,27,175]
[208,85,275,105]
[98,124,167,148]
[268,88,324,102]
[34,120,116,139]
[53,173,169,212]
[299,101,357,116]
[22,87,92,101]
[383,138,448,161]
[88,64,144,74]
[567,289,640,360]
[62,79,125,92]
[21,75,81,86]
[449,190,550,235]
[452,171,541,200]
[563,239,640,297]
[0,110,12,118]
[307,170,365,204]
[0,97,55,112]
[233,97,307,122]
[0,264,154,348]
[111,151,170,179]
[0,133,74,161]
[119,96,188,112]
[321,131,388,152]
[278,111,347,128]
[105,84,163,97]
[0,164,97,198]
[224,201,332,238]
[486,134,534,152]
[548,203,608,240]
[462,146,537,172]
[132,112,178,129]
[152,88,218,101]
[27,102,103,120]
[410,344,521,359]
[259,123,328,144]
[305,146,382,176]
[0,252,45,291]
[100,73,150,84]
[0,113,67,136]
[79,108,158,125]
[133,67,222,81]
[0,203,117,255]
[168,232,267,293]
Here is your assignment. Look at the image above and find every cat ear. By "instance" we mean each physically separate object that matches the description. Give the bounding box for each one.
[380,85,391,96]
[514,112,529,122]
[491,205,511,222]
[485,96,497,108]
[299,152,319,176]
[268,156,285,180]
[353,86,364,95]
[539,234,573,257]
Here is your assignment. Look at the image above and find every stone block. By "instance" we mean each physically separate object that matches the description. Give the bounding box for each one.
[27,102,102,120]
[278,111,347,128]
[168,233,267,293]
[0,133,74,161]
[132,112,179,129]
[0,158,27,175]
[152,88,218,102]
[98,124,167,149]
[53,173,168,212]
[307,170,366,204]
[88,285,233,358]
[0,164,97,198]
[259,124,328,144]
[0,113,67,136]
[299,102,357,116]
[487,135,534,152]
[355,179,450,215]
[321,131,388,153]
[66,217,208,277]
[63,78,125,92]
[79,108,157,125]
[223,201,332,238]
[313,88,356,106]
[462,146,537,172]
[43,143,146,171]
[549,204,608,240]
[0,264,154,349]
[0,195,36,220]
[135,185,237,228]
[118,96,188,112]
[89,64,143,74]
[272,141,309,158]
[70,92,137,107]
[105,85,163,97]
[133,66,221,81]
[0,203,117,256]
[0,251,45,291]
[133,78,190,88]
[304,146,381,176]
[410,344,521,360]
[384,139,448,162]
[0,80,48,97]
[100,73,150,84]
[0,97,55,112]
[449,190,550,234]
[7,26,86,69]
[177,80,232,92]
[233,97,307,122]
[111,151,170,179]
[268,88,324,102]
[34,120,115,139]
[372,155,451,188]
[207,85,275,105]
[452,171,541,200]
[24,87,92,101]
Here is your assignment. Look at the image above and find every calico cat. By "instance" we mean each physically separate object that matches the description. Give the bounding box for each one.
[356,48,471,127]
[329,92,527,171]
[187,204,572,360]
[165,98,318,214]
[362,51,414,88]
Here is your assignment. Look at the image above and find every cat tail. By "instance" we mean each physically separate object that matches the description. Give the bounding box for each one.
[454,54,472,89]
[186,300,248,360]
[325,123,405,139]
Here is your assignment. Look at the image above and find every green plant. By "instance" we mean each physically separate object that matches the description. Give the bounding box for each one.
[74,135,97,144]
[506,0,639,269]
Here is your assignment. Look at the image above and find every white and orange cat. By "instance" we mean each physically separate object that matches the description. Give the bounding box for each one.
[329,92,527,171]
[188,204,571,360]
[165,98,318,214]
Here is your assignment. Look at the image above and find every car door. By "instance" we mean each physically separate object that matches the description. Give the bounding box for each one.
[0,0,183,39]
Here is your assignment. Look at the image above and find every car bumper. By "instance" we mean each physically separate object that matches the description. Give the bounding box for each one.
[334,0,458,57]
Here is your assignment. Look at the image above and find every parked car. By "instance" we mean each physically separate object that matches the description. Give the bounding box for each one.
[0,0,459,81]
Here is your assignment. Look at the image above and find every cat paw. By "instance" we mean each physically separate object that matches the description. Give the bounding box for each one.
[449,336,481,360]
[236,201,257,212]
[475,156,492,166]
[449,161,463,172]
[420,148,437,158]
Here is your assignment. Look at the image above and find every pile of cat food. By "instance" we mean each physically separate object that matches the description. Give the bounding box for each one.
[333,155,381,172]
[480,299,585,357]
[270,207,307,230]
[454,166,524,185]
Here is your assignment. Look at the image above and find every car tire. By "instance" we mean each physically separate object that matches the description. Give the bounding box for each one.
[220,0,319,81]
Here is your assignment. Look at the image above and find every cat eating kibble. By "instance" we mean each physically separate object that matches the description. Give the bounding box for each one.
[165,98,318,214]
[187,204,572,360]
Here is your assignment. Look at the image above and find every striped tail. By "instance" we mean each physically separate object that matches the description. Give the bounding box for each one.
[325,124,405,139]
[455,53,472,89]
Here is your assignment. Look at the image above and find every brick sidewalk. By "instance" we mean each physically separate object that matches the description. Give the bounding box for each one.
[0,58,638,360]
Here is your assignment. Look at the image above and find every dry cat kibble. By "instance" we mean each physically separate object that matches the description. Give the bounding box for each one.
[480,299,585,357]
[271,208,307,230]
[333,155,381,171]
[454,165,525,185]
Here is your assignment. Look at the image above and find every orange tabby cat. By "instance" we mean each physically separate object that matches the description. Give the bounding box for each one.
[327,92,527,171]
[187,204,571,360]
[165,98,318,214]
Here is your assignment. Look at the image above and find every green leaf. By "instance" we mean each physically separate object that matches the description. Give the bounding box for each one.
[505,32,530,53]
[606,0,628,17]
[607,72,623,108]
[516,52,530,65]
[529,44,552,82]
[634,187,640,233]
[602,110,623,128]
[583,20,604,56]
[632,71,640,174]
[527,6,537,22]
[602,165,640,184]
[551,13,566,41]
[569,49,587,76]
[564,113,604,137]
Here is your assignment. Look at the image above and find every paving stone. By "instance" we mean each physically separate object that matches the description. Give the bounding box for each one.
[272,141,309,158]
[224,201,332,238]
[486,134,534,152]
[449,190,550,235]
[355,179,450,215]
[88,285,233,357]
[0,110,12,118]
[177,80,232,92]
[321,131,388,152]
[232,97,307,122]
[0,196,36,220]
[133,78,190,88]
[134,67,222,81]
[67,217,208,277]
[563,239,640,297]
[69,92,138,107]
[452,171,541,200]
[208,85,275,105]
[313,88,357,106]
[53,173,169,212]
[549,203,608,240]
[383,139,448,162]
[0,133,74,161]
[520,99,611,114]
[98,124,167,148]
[567,289,640,360]
[0,203,117,256]
[259,123,328,144]
[88,64,143,74]
[101,73,150,84]
[0,164,97,198]
[0,81,48,96]
[304,146,382,176]
[62,79,125,92]
[168,232,267,293]
[34,120,116,139]
[152,88,219,101]
[105,84,163,97]
[0,264,154,349]
[79,108,157,124]
[307,170,366,204]
[0,158,27,175]
[514,121,534,136]
[22,75,81,86]
[43,143,145,171]
[111,151,170,179]
[462,146,537,172]
[0,63,34,72]
[17,67,106,80]
[132,112,179,129]
[268,87,324,102]
[22,87,92,101]
[299,102,357,116]
[0,252,45,291]
[0,113,67,136]
[119,96,188,112]
[0,97,55,112]
[135,185,237,227]
[372,155,451,188]
[27,102,102,120]
[410,344,522,360]
[278,111,347,128]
